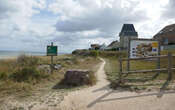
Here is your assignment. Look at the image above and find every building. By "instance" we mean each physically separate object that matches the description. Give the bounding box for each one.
[119,24,138,50]
[106,40,120,51]
[99,43,106,50]
[90,43,107,50]
[154,24,175,45]
[90,44,101,50]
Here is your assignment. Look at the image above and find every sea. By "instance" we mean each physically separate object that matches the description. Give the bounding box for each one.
[0,50,66,59]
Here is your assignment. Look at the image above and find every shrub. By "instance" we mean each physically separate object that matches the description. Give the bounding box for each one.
[10,67,41,82]
[72,49,88,55]
[17,54,39,67]
[98,51,127,58]
[71,57,79,64]
[89,50,99,58]
[0,72,8,80]
[71,49,126,58]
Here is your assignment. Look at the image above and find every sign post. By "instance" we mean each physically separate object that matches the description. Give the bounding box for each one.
[47,42,57,74]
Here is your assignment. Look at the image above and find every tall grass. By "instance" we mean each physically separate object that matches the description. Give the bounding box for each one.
[8,55,50,83]
[99,51,127,58]
[10,67,48,83]
[0,55,51,96]
[16,54,40,67]
[0,54,101,97]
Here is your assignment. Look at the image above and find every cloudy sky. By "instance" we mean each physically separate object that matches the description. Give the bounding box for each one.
[0,0,174,53]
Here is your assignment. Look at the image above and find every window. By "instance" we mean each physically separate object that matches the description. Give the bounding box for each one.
[164,38,168,45]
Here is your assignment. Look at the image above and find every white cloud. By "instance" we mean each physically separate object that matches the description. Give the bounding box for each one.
[0,0,174,53]
[50,0,147,33]
[47,0,149,52]
[0,0,53,52]
[162,0,175,19]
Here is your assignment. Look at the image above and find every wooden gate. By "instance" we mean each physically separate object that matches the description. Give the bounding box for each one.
[118,52,175,90]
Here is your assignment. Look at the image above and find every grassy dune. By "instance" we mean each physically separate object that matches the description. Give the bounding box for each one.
[0,54,101,97]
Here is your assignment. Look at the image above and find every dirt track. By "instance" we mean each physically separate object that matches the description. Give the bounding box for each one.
[58,58,175,110]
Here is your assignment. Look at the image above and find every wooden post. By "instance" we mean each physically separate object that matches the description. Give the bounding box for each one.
[119,57,122,82]
[160,52,172,90]
[51,42,54,74]
[157,41,161,73]
[152,41,161,79]
[127,38,131,72]
[167,52,172,80]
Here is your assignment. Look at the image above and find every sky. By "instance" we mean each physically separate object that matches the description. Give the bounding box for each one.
[0,0,175,53]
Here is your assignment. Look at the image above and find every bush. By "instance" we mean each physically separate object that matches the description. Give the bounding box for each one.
[90,50,99,58]
[10,67,41,82]
[0,72,8,80]
[98,51,127,58]
[71,57,79,64]
[6,55,50,83]
[17,55,39,67]
[72,49,126,58]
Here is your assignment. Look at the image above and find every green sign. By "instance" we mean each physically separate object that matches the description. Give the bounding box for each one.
[47,46,57,56]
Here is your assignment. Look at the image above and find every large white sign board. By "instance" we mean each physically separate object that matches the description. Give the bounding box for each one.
[130,39,159,58]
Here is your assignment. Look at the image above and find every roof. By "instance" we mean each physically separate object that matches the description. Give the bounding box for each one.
[119,24,138,36]
[154,24,175,44]
[107,40,120,49]
[91,44,100,47]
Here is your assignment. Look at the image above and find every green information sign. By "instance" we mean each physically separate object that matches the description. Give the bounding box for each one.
[47,46,57,56]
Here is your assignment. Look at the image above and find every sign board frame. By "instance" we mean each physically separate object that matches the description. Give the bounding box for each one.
[47,45,57,56]
[128,38,160,58]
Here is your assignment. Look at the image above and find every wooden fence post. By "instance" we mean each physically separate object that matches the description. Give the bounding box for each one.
[157,41,161,72]
[168,52,172,80]
[119,57,122,82]
[152,41,161,79]
[160,52,172,90]
[127,38,131,72]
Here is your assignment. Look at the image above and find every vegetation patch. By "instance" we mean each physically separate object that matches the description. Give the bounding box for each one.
[0,72,8,80]
[0,54,101,98]
[10,67,48,83]
[72,49,127,58]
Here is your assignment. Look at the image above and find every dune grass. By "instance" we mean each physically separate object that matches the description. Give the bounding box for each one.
[0,54,101,98]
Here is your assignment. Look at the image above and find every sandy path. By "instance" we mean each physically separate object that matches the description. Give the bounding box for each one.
[0,87,65,110]
[58,58,175,110]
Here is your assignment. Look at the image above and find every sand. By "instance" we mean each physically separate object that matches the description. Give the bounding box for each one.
[58,58,175,110]
[2,58,175,110]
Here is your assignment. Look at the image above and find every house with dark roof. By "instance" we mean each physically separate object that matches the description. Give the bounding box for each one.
[90,44,100,50]
[106,40,120,51]
[119,24,138,49]
[153,24,175,50]
[154,24,175,45]
[89,43,107,50]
